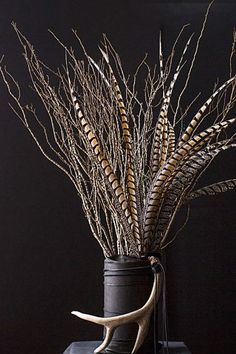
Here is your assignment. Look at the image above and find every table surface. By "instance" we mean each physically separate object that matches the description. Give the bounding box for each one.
[63,341,191,354]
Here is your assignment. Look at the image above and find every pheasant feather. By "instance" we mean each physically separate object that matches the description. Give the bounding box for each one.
[150,34,193,177]
[99,46,142,249]
[178,77,235,146]
[189,178,236,199]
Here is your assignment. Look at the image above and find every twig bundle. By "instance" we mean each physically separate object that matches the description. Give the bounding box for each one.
[1,18,236,257]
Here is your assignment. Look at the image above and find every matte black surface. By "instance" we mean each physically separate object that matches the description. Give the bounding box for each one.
[63,341,191,354]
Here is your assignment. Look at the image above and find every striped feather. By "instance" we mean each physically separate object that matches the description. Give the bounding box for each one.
[178,77,235,146]
[159,30,164,96]
[99,47,141,248]
[188,179,236,200]
[150,35,192,177]
[88,55,110,87]
[150,109,168,177]
[167,122,176,158]
[99,47,132,150]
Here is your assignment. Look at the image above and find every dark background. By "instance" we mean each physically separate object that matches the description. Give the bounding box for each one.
[0,1,235,354]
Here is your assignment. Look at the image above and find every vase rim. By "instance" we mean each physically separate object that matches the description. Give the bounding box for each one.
[106,255,146,262]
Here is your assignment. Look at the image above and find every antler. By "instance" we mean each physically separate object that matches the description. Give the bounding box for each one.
[71,257,162,354]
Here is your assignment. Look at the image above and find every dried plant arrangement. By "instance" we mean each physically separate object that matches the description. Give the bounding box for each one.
[1,4,236,352]
[1,24,236,258]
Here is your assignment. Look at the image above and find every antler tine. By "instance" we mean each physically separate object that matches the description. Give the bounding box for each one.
[70,312,116,353]
[93,327,115,353]
[72,257,162,354]
[132,317,151,354]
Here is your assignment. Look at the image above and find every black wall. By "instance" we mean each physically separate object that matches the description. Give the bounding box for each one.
[0,1,235,354]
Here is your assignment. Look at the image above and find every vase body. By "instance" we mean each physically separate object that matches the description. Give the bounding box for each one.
[103,256,157,354]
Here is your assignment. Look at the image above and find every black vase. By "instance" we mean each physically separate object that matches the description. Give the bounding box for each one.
[103,256,159,354]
